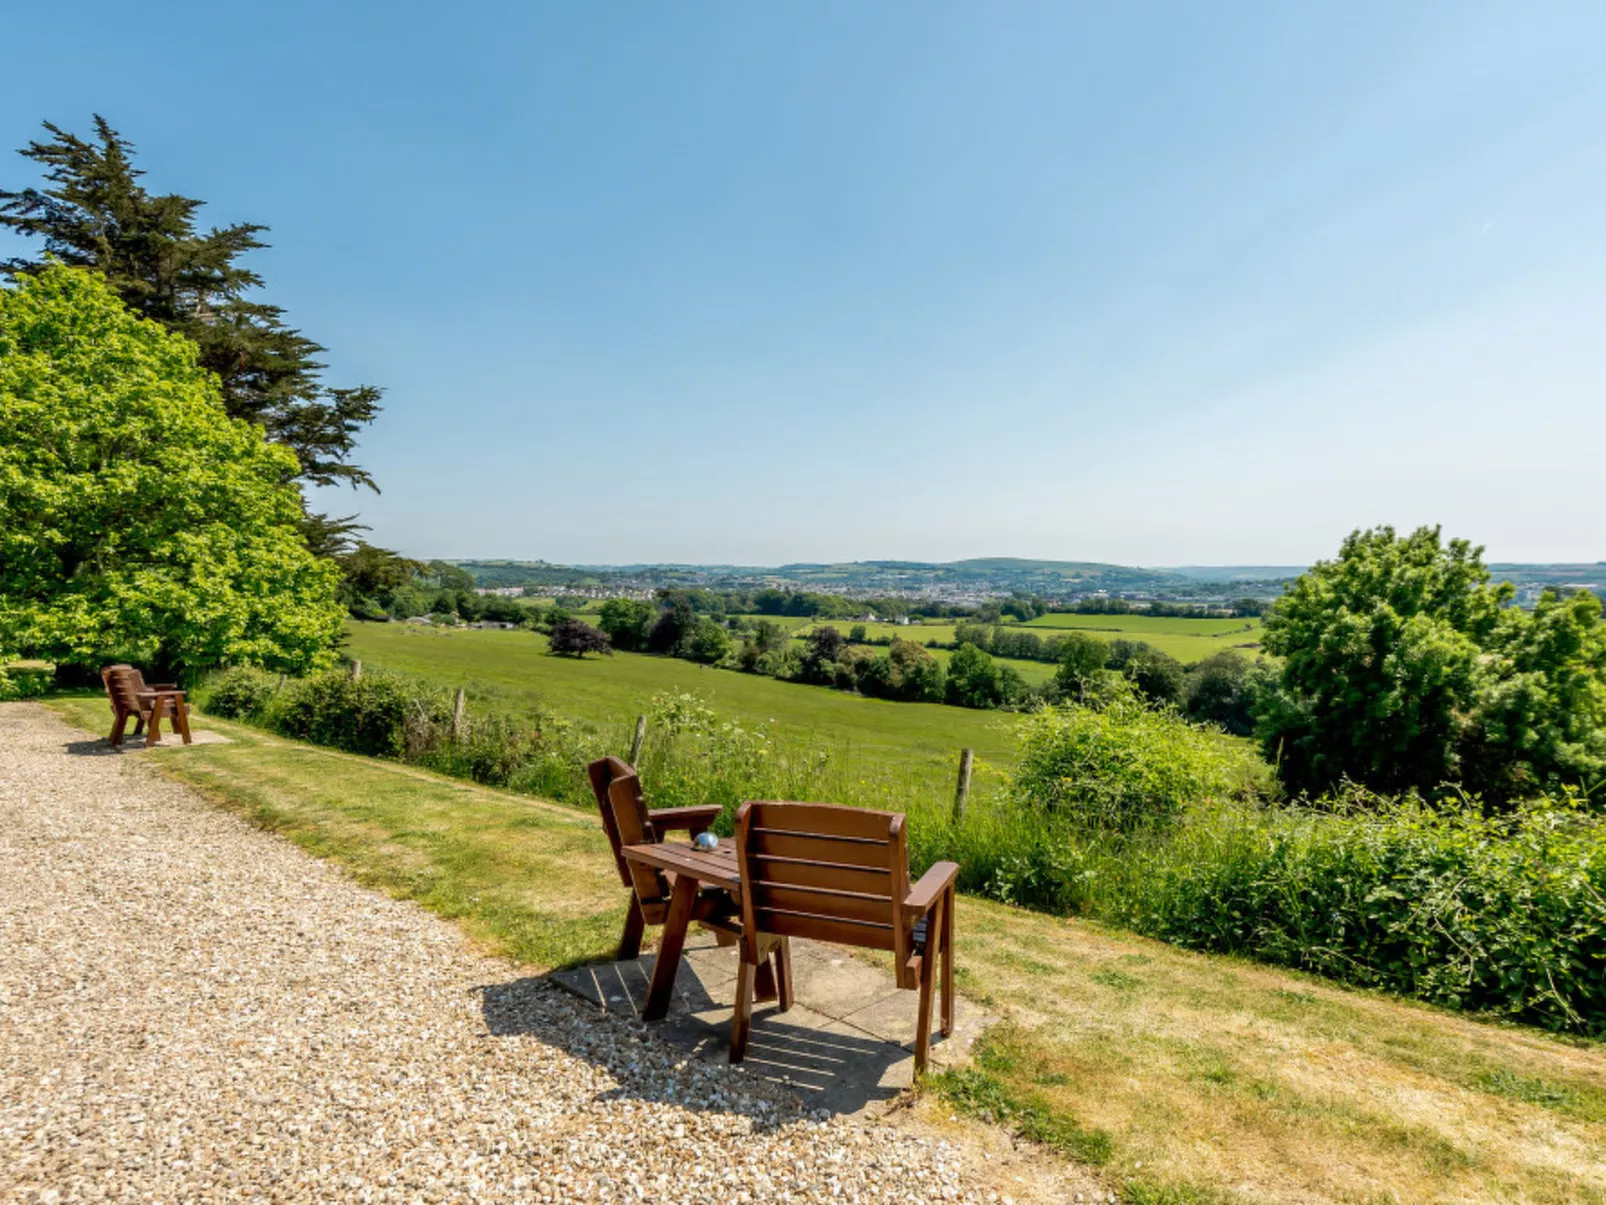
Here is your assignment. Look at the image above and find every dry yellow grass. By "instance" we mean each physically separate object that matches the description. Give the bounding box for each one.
[954,902,1606,1203]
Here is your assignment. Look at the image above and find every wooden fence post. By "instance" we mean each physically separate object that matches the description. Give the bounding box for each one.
[349,660,362,681]
[953,748,974,822]
[629,714,647,764]
[452,687,467,742]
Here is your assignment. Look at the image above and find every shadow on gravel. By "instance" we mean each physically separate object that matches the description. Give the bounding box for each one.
[481,967,910,1121]
[61,738,128,757]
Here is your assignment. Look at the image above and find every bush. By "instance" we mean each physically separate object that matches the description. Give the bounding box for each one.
[197,666,282,720]
[1012,694,1247,830]
[0,663,52,700]
[1109,792,1606,1034]
[274,670,441,758]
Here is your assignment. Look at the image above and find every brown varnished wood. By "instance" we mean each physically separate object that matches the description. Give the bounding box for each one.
[748,830,892,869]
[102,666,191,747]
[747,854,892,895]
[644,874,699,1020]
[750,883,896,927]
[619,841,741,893]
[587,757,742,973]
[730,800,960,1071]
[744,801,895,841]
[752,909,897,950]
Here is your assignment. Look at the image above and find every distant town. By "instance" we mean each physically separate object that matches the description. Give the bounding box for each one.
[457,556,1606,610]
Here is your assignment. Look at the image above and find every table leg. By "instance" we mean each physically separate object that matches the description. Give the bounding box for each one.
[644,874,697,1021]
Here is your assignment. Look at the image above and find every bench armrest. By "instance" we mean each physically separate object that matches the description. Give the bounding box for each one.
[904,862,960,915]
[648,805,723,833]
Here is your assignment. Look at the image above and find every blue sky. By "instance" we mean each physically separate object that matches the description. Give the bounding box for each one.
[5,2,1603,566]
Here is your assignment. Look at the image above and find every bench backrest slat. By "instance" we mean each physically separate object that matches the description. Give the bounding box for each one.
[736,801,911,972]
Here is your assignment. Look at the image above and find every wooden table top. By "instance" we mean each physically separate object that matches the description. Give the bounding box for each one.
[621,838,741,893]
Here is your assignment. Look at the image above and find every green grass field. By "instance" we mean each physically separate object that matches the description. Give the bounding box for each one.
[343,623,1021,801]
[780,614,1264,666]
[1022,613,1264,662]
[777,633,1057,685]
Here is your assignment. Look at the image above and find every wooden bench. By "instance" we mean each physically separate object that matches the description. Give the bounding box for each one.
[731,801,959,1072]
[101,665,191,747]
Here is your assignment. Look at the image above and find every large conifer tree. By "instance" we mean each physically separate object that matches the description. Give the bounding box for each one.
[0,116,380,494]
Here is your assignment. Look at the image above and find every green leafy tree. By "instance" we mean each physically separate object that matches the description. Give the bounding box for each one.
[1258,526,1500,794]
[1,117,381,490]
[0,266,344,679]
[1054,632,1109,702]
[336,543,425,618]
[648,598,694,654]
[750,619,786,655]
[1259,525,1606,799]
[597,598,655,651]
[1465,588,1606,798]
[946,642,1003,709]
[1184,651,1266,736]
[1122,646,1186,707]
[889,638,946,702]
[799,625,845,685]
[683,617,731,664]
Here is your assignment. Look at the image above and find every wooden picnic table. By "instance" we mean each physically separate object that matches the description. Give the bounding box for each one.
[621,837,748,1021]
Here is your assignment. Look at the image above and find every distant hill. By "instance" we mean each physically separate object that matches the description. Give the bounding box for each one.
[1160,566,1308,582]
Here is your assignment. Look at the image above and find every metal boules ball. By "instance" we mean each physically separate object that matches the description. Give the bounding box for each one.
[693,832,719,852]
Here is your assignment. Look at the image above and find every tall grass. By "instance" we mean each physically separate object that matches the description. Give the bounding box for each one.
[196,664,1606,1034]
[196,666,1009,851]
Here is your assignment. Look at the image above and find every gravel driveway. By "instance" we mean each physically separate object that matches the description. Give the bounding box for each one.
[0,703,1027,1203]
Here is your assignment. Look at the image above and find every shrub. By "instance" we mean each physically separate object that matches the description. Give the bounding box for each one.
[198,666,282,720]
[0,662,51,700]
[1109,791,1606,1034]
[1012,694,1246,830]
[274,670,441,758]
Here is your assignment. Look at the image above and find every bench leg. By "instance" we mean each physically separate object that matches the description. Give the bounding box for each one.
[941,886,955,1037]
[144,708,163,748]
[108,708,128,747]
[617,896,646,961]
[173,698,192,745]
[730,956,756,1063]
[914,896,942,1075]
[774,938,794,1013]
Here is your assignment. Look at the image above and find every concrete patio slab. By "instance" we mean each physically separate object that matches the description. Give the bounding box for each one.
[552,928,991,1117]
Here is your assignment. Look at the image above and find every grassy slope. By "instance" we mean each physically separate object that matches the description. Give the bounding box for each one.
[342,623,1023,767]
[46,696,1606,1204]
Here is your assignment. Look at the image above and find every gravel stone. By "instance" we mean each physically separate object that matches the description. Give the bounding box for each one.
[0,703,990,1202]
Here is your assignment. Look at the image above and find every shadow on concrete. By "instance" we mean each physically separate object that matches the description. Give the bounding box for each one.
[485,933,987,1119]
[482,963,915,1120]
